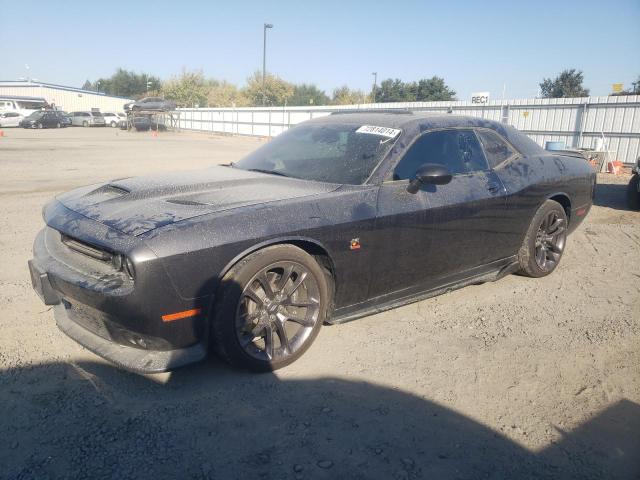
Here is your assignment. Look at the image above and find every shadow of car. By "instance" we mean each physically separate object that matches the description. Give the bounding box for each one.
[1,360,639,479]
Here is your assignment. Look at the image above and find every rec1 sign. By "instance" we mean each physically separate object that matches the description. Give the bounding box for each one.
[471,92,490,104]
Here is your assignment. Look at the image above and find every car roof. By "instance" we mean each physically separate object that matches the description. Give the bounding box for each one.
[306,110,543,156]
[309,111,489,129]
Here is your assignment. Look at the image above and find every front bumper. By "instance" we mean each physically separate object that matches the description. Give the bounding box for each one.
[29,208,210,373]
[54,302,206,373]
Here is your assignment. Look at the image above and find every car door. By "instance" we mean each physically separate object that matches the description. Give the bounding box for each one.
[43,112,56,127]
[369,128,509,298]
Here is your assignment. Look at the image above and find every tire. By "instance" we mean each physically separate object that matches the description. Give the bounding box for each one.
[110,121,117,128]
[56,122,61,128]
[518,200,568,278]
[82,121,89,127]
[626,174,640,211]
[37,123,43,129]
[212,244,331,372]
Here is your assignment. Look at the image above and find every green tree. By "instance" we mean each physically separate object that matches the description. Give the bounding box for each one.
[207,80,249,107]
[288,84,330,106]
[81,79,93,90]
[374,78,414,102]
[331,86,369,105]
[92,68,161,98]
[540,69,590,98]
[242,71,294,106]
[413,76,456,101]
[373,77,456,102]
[162,70,210,107]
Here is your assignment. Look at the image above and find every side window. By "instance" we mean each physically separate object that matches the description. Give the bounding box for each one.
[393,129,488,180]
[476,129,517,168]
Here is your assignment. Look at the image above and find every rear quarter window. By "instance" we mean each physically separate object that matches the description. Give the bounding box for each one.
[476,129,517,168]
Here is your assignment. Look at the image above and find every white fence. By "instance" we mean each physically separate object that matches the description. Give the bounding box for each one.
[175,95,640,164]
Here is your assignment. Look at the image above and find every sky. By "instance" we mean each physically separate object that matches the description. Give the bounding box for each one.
[1,0,639,100]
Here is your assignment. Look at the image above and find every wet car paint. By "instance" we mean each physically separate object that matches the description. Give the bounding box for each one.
[30,113,595,370]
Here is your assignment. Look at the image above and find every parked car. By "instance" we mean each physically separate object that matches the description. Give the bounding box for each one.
[132,116,151,131]
[70,111,106,127]
[0,111,24,127]
[20,111,66,128]
[54,111,72,127]
[29,112,595,374]
[103,112,126,128]
[627,156,640,210]
[124,97,176,112]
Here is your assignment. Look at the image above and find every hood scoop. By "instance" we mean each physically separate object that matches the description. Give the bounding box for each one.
[56,166,338,236]
[165,198,206,206]
[87,184,130,200]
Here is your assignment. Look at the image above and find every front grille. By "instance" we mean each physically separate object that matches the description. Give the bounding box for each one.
[45,228,128,283]
[61,234,113,262]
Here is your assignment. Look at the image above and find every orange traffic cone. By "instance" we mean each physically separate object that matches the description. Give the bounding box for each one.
[0,129,4,137]
[151,130,158,137]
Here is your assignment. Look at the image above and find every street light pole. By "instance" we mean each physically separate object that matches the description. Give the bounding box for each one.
[262,23,273,105]
[372,72,378,103]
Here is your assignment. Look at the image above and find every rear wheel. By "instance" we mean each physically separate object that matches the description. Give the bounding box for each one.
[82,121,89,127]
[212,245,330,372]
[627,174,640,210]
[56,122,61,128]
[37,123,43,129]
[518,200,567,277]
[110,121,117,128]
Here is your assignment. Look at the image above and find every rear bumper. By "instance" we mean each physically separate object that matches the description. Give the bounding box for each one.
[54,303,206,373]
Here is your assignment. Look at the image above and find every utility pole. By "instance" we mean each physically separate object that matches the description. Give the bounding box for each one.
[372,72,378,102]
[262,23,273,106]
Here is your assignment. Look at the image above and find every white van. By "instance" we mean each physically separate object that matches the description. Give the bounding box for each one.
[0,96,49,117]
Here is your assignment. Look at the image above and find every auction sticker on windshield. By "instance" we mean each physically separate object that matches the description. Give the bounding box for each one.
[356,125,401,139]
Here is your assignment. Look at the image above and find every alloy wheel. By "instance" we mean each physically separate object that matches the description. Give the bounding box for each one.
[534,211,566,271]
[235,261,321,362]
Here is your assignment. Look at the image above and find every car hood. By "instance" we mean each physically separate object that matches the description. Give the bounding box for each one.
[55,166,339,236]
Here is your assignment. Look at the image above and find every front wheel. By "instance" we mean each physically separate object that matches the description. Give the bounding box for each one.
[518,200,568,277]
[627,174,640,210]
[212,245,330,372]
[82,121,89,127]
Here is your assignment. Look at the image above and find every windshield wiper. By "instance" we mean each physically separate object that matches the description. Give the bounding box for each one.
[246,168,292,178]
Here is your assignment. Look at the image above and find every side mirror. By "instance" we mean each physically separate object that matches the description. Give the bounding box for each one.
[406,163,452,194]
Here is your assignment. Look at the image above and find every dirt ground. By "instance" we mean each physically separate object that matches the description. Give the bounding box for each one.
[0,127,638,480]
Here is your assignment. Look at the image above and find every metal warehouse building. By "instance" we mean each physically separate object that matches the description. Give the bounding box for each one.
[0,81,132,113]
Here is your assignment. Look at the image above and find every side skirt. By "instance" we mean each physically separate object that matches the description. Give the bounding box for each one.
[328,257,520,325]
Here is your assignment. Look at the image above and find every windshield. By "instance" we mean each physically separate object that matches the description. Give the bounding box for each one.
[234,123,400,185]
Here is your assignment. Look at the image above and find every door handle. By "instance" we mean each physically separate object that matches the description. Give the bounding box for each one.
[487,184,502,194]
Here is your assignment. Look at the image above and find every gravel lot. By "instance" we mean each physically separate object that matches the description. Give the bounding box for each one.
[1,127,638,479]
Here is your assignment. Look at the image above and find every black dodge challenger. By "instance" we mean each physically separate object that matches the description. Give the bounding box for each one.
[29,112,596,373]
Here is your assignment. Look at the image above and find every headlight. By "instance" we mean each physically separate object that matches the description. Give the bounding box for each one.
[124,257,136,280]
